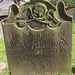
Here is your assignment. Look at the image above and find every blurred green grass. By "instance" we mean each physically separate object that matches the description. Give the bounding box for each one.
[0,40,9,75]
[73,22,75,34]
[0,22,75,75]
[0,40,7,63]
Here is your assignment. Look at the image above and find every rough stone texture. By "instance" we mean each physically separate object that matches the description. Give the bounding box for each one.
[2,0,72,75]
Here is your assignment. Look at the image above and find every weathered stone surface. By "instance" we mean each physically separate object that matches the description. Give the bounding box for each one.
[2,0,72,75]
[0,21,3,39]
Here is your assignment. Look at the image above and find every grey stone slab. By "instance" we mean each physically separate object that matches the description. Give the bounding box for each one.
[0,10,8,16]
[0,21,3,39]
[0,0,14,16]
[2,0,72,75]
[0,0,14,11]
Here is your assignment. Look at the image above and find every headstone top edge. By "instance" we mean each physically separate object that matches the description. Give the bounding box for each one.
[2,1,72,27]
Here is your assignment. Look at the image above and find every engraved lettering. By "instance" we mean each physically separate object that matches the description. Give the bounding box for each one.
[12,33,19,40]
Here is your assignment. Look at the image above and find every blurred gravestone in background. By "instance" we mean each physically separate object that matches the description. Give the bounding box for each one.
[0,0,14,39]
[13,0,26,6]
[73,9,75,22]
[2,0,72,75]
[0,22,3,39]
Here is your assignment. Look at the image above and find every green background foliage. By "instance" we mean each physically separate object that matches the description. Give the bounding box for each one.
[50,0,75,7]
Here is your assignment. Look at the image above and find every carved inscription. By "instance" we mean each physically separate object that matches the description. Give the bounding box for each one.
[12,33,19,40]
[7,32,67,50]
[22,29,67,39]
[7,29,68,59]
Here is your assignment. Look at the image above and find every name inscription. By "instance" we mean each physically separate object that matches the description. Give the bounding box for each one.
[6,31,67,67]
[6,30,67,57]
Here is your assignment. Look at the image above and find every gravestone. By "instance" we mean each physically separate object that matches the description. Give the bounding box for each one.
[2,0,72,75]
[73,9,75,22]
[0,21,3,39]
